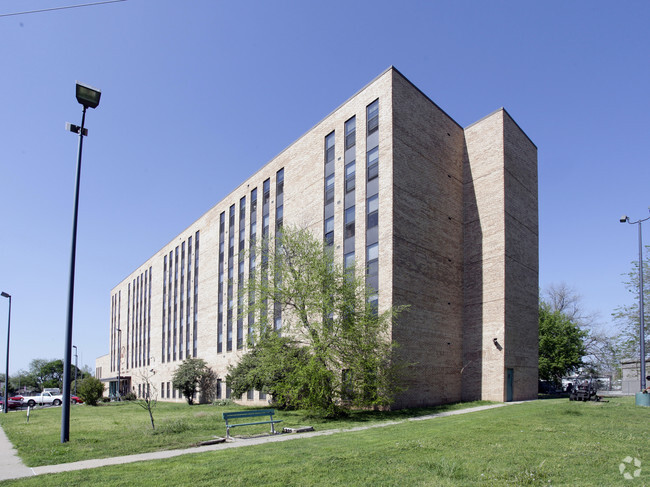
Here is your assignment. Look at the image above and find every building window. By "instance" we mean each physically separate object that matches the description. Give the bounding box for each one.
[367,99,379,135]
[218,213,225,353]
[345,162,355,193]
[344,252,355,270]
[367,195,378,229]
[325,174,335,205]
[367,147,379,181]
[325,131,335,165]
[345,116,356,150]
[247,389,254,400]
[345,206,355,239]
[193,230,199,357]
[324,217,334,247]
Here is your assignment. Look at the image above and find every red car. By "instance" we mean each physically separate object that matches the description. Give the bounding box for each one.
[0,396,22,409]
[70,395,84,404]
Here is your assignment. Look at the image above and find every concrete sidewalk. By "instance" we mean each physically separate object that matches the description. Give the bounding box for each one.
[0,402,518,480]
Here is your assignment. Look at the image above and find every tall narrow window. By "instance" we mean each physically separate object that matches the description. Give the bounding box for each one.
[237,196,246,350]
[345,206,355,239]
[367,195,379,229]
[179,243,185,360]
[186,236,191,359]
[218,213,225,353]
[193,230,199,357]
[366,100,379,309]
[324,217,334,247]
[367,100,379,135]
[274,169,285,332]
[325,174,335,205]
[227,205,235,352]
[367,147,379,181]
[345,162,356,193]
[324,132,335,247]
[325,131,335,166]
[249,187,258,342]
[345,116,356,150]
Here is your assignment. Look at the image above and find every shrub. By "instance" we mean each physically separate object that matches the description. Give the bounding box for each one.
[77,376,105,406]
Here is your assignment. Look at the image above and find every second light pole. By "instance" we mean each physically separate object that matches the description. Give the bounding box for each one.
[620,209,650,392]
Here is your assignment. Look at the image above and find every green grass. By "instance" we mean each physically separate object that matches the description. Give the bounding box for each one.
[0,399,492,467]
[1,398,649,486]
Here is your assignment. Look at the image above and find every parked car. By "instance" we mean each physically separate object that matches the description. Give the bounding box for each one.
[70,395,84,404]
[21,391,64,407]
[0,396,22,409]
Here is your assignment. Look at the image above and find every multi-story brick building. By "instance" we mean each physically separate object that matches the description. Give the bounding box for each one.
[95,67,538,407]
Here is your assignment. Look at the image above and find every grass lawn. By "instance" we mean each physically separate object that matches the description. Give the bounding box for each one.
[0,399,492,467]
[1,397,649,486]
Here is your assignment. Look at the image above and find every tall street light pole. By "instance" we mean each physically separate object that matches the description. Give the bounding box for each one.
[620,209,650,392]
[62,82,101,443]
[1,292,11,414]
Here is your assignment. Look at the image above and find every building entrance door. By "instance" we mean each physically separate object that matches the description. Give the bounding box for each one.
[506,368,514,402]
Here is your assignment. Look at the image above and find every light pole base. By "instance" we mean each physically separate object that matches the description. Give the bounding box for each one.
[635,392,650,407]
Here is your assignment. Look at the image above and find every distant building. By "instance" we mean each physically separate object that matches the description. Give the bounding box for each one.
[621,359,650,394]
[95,67,539,407]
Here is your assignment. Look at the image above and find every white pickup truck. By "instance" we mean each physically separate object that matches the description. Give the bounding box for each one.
[21,391,64,407]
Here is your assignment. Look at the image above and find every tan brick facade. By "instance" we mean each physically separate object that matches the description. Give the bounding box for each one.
[96,67,538,406]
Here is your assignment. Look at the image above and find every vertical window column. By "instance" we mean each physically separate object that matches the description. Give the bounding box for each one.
[365,100,379,309]
[186,236,192,359]
[162,256,167,363]
[324,132,335,248]
[227,205,235,352]
[127,283,130,369]
[274,168,284,332]
[147,266,152,366]
[261,179,271,328]
[344,116,356,267]
[179,243,185,360]
[167,250,173,362]
[248,188,258,342]
[173,247,179,361]
[218,214,225,353]
[193,230,199,357]
[237,196,246,349]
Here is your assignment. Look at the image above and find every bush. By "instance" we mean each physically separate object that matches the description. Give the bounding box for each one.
[77,376,105,406]
[122,392,137,401]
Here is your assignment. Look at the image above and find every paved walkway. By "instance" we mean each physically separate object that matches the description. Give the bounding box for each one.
[0,402,520,481]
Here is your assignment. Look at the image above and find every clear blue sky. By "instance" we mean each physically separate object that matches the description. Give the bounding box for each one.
[1,1,648,374]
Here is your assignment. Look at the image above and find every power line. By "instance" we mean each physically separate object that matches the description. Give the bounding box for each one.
[0,0,127,18]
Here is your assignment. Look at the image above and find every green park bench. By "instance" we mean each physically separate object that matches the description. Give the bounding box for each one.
[222,409,282,438]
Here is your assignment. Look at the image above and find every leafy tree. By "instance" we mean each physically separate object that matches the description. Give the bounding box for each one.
[9,370,38,394]
[172,358,214,405]
[612,244,650,361]
[538,301,588,384]
[77,376,105,406]
[228,226,407,417]
[543,283,622,379]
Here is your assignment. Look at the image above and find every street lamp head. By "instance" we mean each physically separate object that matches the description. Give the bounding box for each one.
[0,292,9,299]
[75,81,101,109]
[620,215,629,223]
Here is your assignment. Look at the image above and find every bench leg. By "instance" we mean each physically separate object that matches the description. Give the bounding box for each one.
[271,422,276,435]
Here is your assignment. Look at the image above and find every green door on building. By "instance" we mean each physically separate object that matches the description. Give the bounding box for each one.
[506,368,514,402]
